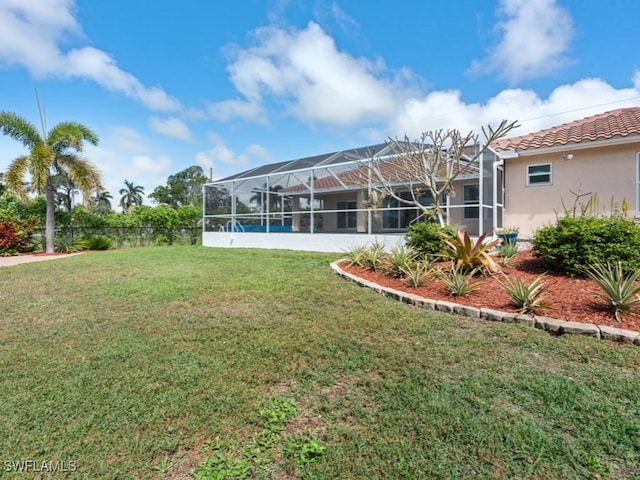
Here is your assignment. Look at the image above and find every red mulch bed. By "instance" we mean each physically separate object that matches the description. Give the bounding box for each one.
[340,250,640,333]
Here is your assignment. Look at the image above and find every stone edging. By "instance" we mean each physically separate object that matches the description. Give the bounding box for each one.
[330,260,640,346]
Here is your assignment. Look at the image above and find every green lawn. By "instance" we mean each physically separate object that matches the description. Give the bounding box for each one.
[1,246,639,479]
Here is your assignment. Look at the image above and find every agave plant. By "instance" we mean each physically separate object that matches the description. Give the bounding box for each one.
[400,260,433,288]
[584,262,640,321]
[439,265,483,296]
[381,244,417,277]
[440,230,501,274]
[496,274,550,315]
[344,244,369,267]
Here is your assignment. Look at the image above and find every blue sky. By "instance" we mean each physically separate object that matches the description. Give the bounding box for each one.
[1,0,639,204]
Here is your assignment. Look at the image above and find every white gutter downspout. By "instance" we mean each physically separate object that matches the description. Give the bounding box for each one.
[492,158,504,239]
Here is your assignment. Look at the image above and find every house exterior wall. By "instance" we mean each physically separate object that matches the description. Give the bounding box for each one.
[504,142,640,238]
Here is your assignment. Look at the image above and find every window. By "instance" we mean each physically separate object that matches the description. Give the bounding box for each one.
[527,163,552,185]
[337,201,357,229]
[381,191,434,229]
[463,184,479,219]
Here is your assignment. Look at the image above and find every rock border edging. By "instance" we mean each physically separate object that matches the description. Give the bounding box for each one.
[330,260,640,346]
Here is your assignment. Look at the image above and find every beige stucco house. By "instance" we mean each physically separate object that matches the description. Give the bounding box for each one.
[493,107,640,238]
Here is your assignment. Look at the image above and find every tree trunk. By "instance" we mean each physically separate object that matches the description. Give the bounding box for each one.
[45,179,56,253]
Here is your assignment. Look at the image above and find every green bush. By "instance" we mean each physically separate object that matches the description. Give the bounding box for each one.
[532,214,640,274]
[405,222,455,258]
[86,236,113,250]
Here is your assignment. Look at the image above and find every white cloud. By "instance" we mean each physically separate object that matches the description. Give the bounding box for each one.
[634,70,640,90]
[133,155,172,175]
[388,78,640,141]
[207,98,267,124]
[196,132,272,179]
[223,22,406,125]
[107,126,150,154]
[0,0,181,111]
[469,0,574,83]
[148,117,193,141]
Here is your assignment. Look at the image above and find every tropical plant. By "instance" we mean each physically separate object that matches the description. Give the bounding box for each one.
[584,262,640,321]
[440,230,501,274]
[119,180,145,213]
[0,218,35,256]
[495,226,519,234]
[85,236,112,251]
[361,240,387,272]
[54,235,85,254]
[496,274,550,315]
[381,244,417,277]
[92,190,113,215]
[400,260,433,288]
[344,245,369,267]
[439,265,483,296]
[0,108,101,253]
[498,242,519,267]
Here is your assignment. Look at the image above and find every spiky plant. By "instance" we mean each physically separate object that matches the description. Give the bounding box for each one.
[439,265,483,296]
[440,230,501,274]
[496,274,550,315]
[584,262,640,321]
[400,260,433,288]
[381,244,417,277]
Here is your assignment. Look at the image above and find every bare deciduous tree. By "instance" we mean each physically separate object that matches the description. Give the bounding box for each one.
[358,119,519,226]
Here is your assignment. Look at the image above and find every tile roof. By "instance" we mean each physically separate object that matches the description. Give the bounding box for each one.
[281,155,480,194]
[492,106,640,152]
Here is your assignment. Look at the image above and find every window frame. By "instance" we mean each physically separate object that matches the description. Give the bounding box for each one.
[527,163,552,186]
[463,184,480,220]
[336,200,357,230]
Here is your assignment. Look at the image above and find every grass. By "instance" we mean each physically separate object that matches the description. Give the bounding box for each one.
[0,246,639,479]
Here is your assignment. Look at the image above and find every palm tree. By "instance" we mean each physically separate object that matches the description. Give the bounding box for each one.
[119,180,144,213]
[0,110,101,253]
[92,190,113,215]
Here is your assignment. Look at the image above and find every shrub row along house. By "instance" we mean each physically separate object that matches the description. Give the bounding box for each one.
[202,107,640,252]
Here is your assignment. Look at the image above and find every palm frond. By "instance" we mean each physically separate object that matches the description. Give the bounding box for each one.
[57,154,104,202]
[0,111,42,148]
[48,122,99,153]
[4,156,31,200]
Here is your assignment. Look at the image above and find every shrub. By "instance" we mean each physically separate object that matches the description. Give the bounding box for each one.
[405,222,455,258]
[584,262,640,321]
[532,215,640,274]
[0,218,35,256]
[86,236,112,250]
[55,235,86,253]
